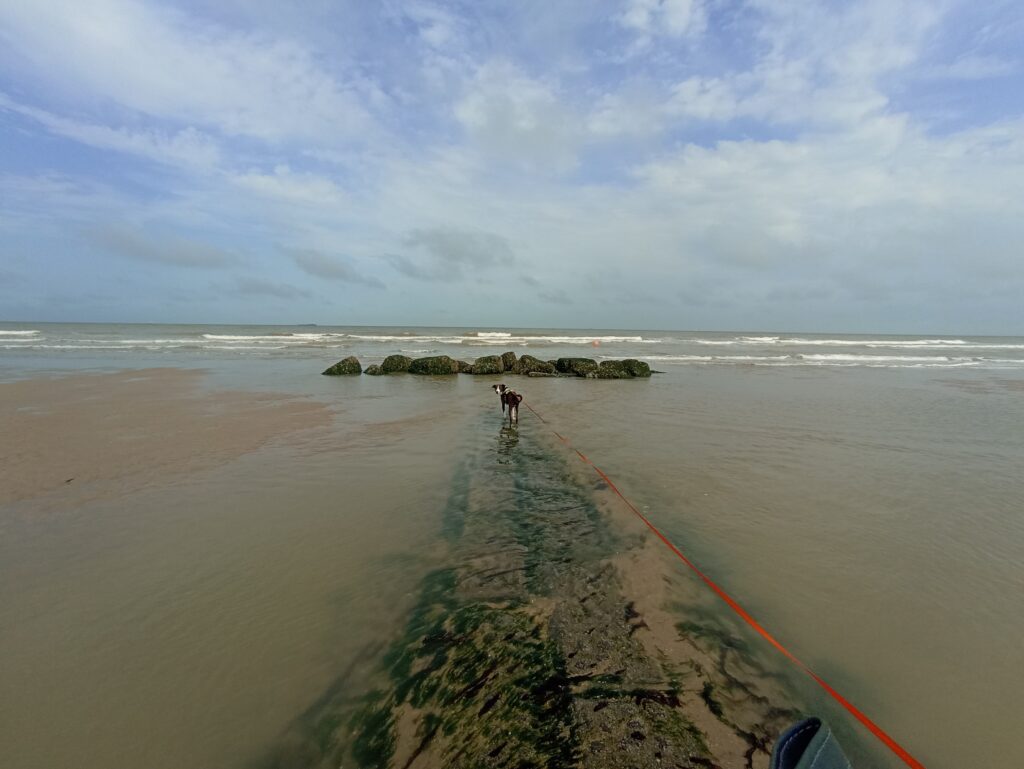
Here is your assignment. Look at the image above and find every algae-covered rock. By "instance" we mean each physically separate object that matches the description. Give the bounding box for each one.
[472,354,504,374]
[527,371,557,377]
[322,356,362,375]
[457,359,473,373]
[556,357,598,377]
[380,354,413,374]
[364,364,383,375]
[501,351,518,370]
[596,360,633,379]
[408,355,460,375]
[623,358,652,377]
[513,354,556,375]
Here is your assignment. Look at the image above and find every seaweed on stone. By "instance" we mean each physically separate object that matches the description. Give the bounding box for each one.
[259,416,798,769]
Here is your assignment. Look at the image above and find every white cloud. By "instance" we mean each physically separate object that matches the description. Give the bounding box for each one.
[0,94,221,169]
[455,61,580,172]
[0,0,379,144]
[620,0,707,39]
[3,0,1023,330]
[231,165,349,207]
[918,54,1017,80]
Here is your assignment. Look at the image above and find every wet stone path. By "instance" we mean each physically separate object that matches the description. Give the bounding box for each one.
[263,415,800,769]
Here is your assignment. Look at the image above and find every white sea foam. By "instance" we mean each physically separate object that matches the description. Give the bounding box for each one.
[682,336,1024,351]
[115,338,197,345]
[637,352,1024,368]
[200,333,337,342]
[344,333,651,345]
[798,354,952,362]
[0,330,41,336]
[638,358,790,364]
[472,331,512,338]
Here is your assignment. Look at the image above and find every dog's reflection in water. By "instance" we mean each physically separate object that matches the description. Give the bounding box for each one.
[496,424,519,462]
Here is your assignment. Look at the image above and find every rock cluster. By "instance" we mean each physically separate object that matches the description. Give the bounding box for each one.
[324,351,653,378]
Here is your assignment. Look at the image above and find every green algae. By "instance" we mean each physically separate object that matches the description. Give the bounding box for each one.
[260,416,797,769]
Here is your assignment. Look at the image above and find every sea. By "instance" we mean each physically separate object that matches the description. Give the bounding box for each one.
[2,322,1023,769]
[2,323,1024,370]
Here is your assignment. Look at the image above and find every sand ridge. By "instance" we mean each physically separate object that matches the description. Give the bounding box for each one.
[0,368,331,510]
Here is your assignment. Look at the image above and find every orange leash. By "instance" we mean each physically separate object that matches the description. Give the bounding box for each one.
[522,400,925,769]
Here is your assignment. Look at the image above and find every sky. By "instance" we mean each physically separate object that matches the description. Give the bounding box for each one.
[1,0,1022,333]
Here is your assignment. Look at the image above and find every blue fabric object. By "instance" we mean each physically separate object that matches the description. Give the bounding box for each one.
[770,718,853,769]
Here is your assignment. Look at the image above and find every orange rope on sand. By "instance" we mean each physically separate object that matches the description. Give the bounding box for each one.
[521,399,926,769]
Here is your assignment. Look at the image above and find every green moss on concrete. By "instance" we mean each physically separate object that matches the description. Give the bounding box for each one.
[622,359,652,377]
[408,355,460,375]
[472,355,504,374]
[380,355,413,373]
[322,356,362,375]
[513,355,556,375]
[555,358,598,376]
[595,360,633,379]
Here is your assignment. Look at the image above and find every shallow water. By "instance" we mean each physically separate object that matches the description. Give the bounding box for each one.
[2,325,1023,768]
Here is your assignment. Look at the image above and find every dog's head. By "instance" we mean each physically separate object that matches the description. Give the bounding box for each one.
[492,383,507,395]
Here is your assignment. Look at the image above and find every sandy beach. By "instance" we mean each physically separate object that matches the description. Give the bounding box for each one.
[0,365,807,769]
[2,333,1023,768]
[0,368,329,511]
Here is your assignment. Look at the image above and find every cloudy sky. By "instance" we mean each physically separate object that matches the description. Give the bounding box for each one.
[1,0,1022,332]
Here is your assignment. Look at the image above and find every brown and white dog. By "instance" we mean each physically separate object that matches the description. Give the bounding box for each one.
[492,383,523,425]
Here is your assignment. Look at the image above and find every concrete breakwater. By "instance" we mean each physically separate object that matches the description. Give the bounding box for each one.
[323,351,653,379]
[261,415,800,769]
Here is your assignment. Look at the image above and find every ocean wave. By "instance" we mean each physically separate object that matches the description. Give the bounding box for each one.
[343,333,653,345]
[798,354,953,362]
[0,329,41,336]
[790,338,967,347]
[638,353,1024,368]
[638,358,790,364]
[202,333,335,341]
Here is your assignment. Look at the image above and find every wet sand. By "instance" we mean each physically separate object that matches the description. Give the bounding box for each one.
[5,363,1021,768]
[0,369,473,769]
[0,368,329,510]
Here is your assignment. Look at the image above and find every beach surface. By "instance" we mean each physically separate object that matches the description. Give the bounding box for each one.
[0,368,328,510]
[3,325,1024,768]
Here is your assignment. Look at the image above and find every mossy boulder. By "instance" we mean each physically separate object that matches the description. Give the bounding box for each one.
[623,358,652,377]
[555,357,598,377]
[596,360,633,379]
[380,354,413,374]
[322,356,361,375]
[364,364,383,375]
[457,359,473,373]
[501,351,518,370]
[472,355,504,374]
[513,354,556,375]
[408,355,460,375]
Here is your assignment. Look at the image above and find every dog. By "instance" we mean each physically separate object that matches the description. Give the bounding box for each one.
[492,383,523,425]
